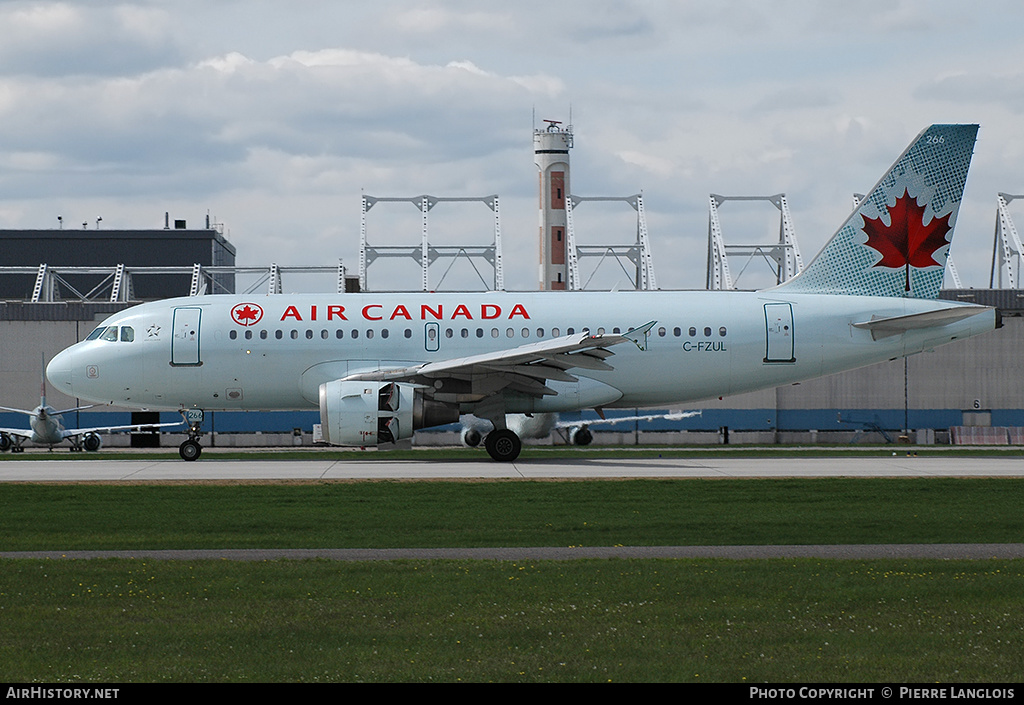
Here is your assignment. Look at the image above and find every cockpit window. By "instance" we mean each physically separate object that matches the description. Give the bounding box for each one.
[89,325,134,342]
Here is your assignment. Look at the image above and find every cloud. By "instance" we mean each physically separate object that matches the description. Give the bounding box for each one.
[0,2,180,77]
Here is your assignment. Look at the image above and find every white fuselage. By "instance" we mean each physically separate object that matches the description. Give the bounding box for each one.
[46,290,995,416]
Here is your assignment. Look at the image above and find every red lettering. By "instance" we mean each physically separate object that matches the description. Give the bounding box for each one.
[390,305,412,320]
[281,305,302,321]
[311,305,317,321]
[421,304,442,320]
[482,304,501,320]
[451,304,473,320]
[327,305,347,321]
[509,303,530,319]
[362,304,382,321]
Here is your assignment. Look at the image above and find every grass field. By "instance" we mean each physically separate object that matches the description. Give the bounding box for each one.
[1,475,1023,682]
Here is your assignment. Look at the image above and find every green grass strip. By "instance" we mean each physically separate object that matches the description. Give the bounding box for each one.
[2,478,1023,550]
[2,558,1022,682]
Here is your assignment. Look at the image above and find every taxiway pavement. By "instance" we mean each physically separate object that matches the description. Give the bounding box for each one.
[1,452,1023,482]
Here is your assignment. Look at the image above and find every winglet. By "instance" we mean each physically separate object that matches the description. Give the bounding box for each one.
[775,124,978,299]
[622,320,657,351]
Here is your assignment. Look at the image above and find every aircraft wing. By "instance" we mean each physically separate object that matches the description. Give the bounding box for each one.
[344,321,657,398]
[0,427,33,440]
[60,419,186,440]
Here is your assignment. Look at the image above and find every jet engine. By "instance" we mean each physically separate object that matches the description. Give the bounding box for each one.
[318,380,459,447]
[0,433,10,452]
[568,425,593,446]
[460,426,482,447]
[81,433,102,452]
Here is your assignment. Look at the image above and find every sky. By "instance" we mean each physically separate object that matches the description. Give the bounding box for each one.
[1,0,1023,293]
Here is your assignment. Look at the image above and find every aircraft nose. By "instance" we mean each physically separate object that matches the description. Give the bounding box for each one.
[46,348,75,396]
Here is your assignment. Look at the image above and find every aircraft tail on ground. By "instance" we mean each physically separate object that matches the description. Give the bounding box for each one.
[774,124,978,299]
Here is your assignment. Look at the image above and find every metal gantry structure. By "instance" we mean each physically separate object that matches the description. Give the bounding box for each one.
[707,193,803,290]
[990,193,1024,289]
[1,262,357,302]
[359,194,504,292]
[565,194,658,290]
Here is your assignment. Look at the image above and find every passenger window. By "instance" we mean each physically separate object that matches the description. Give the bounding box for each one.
[719,327,727,337]
[120,326,134,342]
[704,327,712,337]
[381,329,389,339]
[658,327,666,337]
[245,330,253,340]
[229,330,238,340]
[260,330,268,340]
[689,327,697,337]
[276,330,283,340]
[404,329,412,339]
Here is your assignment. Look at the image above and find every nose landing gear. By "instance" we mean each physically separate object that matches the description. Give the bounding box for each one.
[178,409,205,461]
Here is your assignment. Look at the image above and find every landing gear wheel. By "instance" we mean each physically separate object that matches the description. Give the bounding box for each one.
[179,439,202,461]
[484,429,522,462]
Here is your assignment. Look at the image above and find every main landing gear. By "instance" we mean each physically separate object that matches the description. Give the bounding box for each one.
[178,409,205,461]
[484,428,522,462]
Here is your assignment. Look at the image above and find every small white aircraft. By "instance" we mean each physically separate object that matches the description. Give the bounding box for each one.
[0,368,183,453]
[46,125,999,461]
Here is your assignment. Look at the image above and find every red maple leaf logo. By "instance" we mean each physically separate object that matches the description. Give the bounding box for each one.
[230,303,263,326]
[862,189,952,270]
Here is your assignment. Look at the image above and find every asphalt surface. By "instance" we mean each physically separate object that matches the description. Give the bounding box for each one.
[2,451,1024,482]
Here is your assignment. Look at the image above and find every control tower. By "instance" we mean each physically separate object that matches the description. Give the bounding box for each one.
[534,119,573,290]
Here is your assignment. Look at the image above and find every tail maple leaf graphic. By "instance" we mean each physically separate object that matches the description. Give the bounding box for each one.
[861,189,952,292]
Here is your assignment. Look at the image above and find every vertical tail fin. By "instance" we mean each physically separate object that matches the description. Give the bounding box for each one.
[775,124,978,299]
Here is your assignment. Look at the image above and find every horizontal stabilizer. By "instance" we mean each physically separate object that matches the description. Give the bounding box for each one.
[852,305,991,340]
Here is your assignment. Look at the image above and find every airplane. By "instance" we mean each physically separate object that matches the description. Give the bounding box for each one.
[0,364,184,453]
[45,124,999,462]
[458,410,703,447]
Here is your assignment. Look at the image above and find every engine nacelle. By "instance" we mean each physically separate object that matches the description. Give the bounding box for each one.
[461,426,482,447]
[82,433,102,452]
[568,425,593,446]
[318,380,459,447]
[0,433,11,452]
